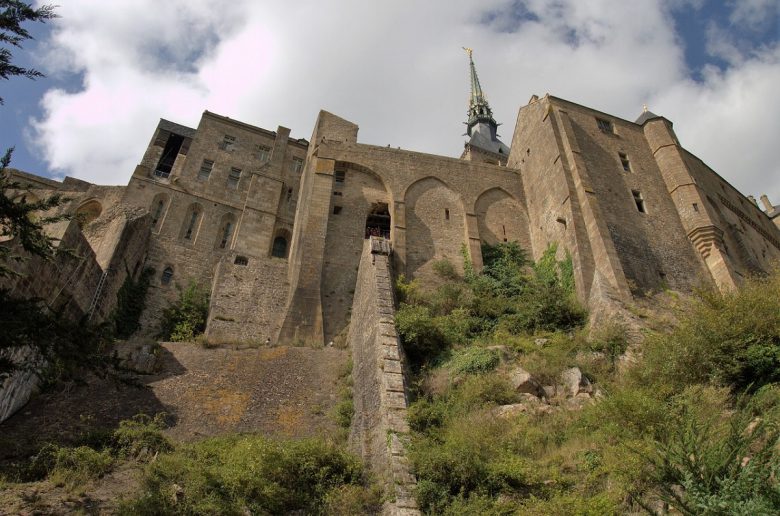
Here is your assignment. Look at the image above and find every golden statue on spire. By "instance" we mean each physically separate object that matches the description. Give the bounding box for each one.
[462,47,473,58]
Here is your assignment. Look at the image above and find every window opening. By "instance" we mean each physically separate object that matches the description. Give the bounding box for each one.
[272,236,288,258]
[693,203,699,212]
[184,210,199,239]
[256,145,271,161]
[365,203,391,238]
[221,134,236,151]
[445,208,450,220]
[161,267,174,285]
[632,190,646,213]
[198,159,214,181]
[219,221,233,249]
[286,188,293,202]
[227,167,241,189]
[234,256,248,266]
[152,199,165,226]
[291,157,304,173]
[618,152,631,172]
[596,118,613,133]
[154,133,184,178]
[334,170,346,184]
[333,205,342,215]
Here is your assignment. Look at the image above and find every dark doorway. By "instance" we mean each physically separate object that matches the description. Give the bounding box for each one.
[155,134,185,178]
[272,236,288,258]
[365,203,391,239]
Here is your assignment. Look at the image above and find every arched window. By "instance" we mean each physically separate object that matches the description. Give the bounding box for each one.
[161,266,174,285]
[271,236,288,258]
[215,213,236,250]
[181,204,203,241]
[150,193,169,231]
[220,222,233,249]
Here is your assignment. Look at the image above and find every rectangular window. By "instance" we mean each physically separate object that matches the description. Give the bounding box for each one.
[221,134,236,151]
[618,152,631,172]
[693,202,699,212]
[632,190,646,213]
[445,208,450,220]
[333,205,342,215]
[596,118,613,133]
[334,170,346,184]
[227,167,241,189]
[256,145,271,161]
[291,157,304,173]
[198,159,214,181]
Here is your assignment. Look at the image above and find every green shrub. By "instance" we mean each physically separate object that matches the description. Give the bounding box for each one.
[589,321,628,369]
[432,258,458,280]
[121,435,368,515]
[112,413,173,459]
[333,399,354,429]
[447,347,500,375]
[158,281,210,342]
[638,385,780,514]
[33,444,113,489]
[395,304,449,366]
[641,270,780,393]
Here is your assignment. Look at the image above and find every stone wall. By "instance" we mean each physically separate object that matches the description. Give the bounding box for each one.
[348,238,419,515]
[206,253,290,344]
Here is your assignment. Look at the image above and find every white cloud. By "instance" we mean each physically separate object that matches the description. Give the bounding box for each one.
[28,0,780,203]
[729,0,779,33]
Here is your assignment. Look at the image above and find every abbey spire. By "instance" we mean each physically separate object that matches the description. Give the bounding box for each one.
[460,48,509,165]
[464,47,498,136]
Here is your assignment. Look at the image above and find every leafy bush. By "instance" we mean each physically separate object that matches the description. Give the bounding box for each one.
[432,258,458,280]
[158,281,210,342]
[641,269,780,393]
[112,413,173,459]
[447,347,500,375]
[121,435,370,515]
[32,444,113,489]
[638,386,780,515]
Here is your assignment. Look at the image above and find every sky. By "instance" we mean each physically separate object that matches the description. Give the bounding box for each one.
[2,0,779,205]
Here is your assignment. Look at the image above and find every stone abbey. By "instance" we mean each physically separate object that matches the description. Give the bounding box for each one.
[4,51,780,346]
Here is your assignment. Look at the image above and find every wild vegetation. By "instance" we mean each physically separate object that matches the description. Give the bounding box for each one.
[397,242,780,514]
[158,280,210,342]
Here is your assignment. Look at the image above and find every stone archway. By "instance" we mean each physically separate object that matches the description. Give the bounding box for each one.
[474,187,531,250]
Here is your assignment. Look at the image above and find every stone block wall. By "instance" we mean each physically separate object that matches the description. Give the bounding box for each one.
[348,238,419,515]
[206,253,290,344]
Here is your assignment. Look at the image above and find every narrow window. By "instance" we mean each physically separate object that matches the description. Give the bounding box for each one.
[234,256,248,266]
[221,134,236,151]
[333,191,343,196]
[219,221,233,249]
[596,118,613,133]
[256,144,271,161]
[632,190,646,213]
[272,236,288,258]
[198,159,214,181]
[185,210,199,239]
[227,167,241,189]
[618,152,631,172]
[286,188,293,202]
[161,267,174,285]
[693,203,699,212]
[445,208,450,220]
[334,170,346,184]
[152,200,165,226]
[291,157,304,173]
[333,206,342,215]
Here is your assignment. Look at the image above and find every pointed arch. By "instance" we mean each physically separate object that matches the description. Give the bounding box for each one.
[474,187,531,250]
[180,202,203,241]
[149,192,170,232]
[404,176,467,280]
[215,212,237,250]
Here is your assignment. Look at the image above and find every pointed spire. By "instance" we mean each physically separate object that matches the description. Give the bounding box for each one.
[463,47,497,136]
